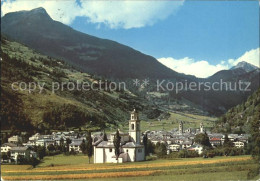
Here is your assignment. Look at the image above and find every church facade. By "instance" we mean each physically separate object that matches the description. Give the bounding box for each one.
[93,109,145,163]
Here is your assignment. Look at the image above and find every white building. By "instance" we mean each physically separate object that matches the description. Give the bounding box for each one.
[179,121,183,135]
[187,144,203,154]
[93,109,145,163]
[8,135,22,144]
[168,144,181,152]
[36,139,55,148]
[1,143,17,153]
[10,147,37,162]
[29,133,41,141]
[233,141,244,148]
[69,141,82,153]
[200,123,204,133]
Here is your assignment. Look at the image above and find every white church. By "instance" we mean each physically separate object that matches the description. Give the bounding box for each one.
[93,109,145,163]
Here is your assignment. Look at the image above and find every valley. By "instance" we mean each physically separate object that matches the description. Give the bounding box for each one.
[1,37,216,133]
[1,8,259,117]
[1,5,259,181]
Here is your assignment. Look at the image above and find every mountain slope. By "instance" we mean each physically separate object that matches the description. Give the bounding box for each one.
[2,8,259,116]
[214,88,260,133]
[0,37,151,132]
[1,7,188,80]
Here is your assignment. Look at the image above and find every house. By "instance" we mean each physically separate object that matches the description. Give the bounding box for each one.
[221,134,238,143]
[23,141,36,147]
[1,143,17,153]
[93,109,145,163]
[69,141,82,153]
[10,147,30,162]
[36,139,55,148]
[187,144,203,154]
[233,141,244,148]
[29,133,41,141]
[8,135,22,144]
[168,144,181,152]
[209,137,221,147]
[181,140,192,149]
[10,146,37,162]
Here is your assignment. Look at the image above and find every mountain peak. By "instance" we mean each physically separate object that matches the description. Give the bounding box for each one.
[230,61,259,72]
[30,7,48,14]
[27,7,51,20]
[3,7,52,22]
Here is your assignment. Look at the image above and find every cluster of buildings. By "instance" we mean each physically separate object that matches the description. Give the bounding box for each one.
[1,131,87,162]
[24,131,86,153]
[1,110,249,164]
[1,142,37,163]
[146,121,249,154]
[1,109,145,164]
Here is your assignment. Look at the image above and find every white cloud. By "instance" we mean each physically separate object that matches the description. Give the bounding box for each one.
[157,48,259,78]
[230,48,260,67]
[1,0,81,24]
[79,1,184,29]
[1,0,184,29]
[157,57,229,78]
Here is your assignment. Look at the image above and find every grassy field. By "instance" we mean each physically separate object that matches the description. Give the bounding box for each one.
[2,155,259,180]
[117,111,216,133]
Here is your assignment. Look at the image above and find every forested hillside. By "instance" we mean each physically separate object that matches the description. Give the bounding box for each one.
[214,88,260,134]
[0,37,148,133]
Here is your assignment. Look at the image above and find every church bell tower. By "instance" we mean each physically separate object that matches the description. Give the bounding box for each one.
[179,121,183,135]
[200,122,204,133]
[129,109,141,144]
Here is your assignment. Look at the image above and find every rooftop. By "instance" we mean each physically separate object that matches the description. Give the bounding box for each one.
[11,147,28,152]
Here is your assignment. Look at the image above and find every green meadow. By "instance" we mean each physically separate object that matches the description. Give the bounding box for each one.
[2,154,259,180]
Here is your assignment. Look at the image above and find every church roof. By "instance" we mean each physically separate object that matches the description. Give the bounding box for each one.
[95,141,114,148]
[11,147,29,152]
[111,131,128,135]
[131,109,138,114]
[122,142,144,148]
[2,143,17,147]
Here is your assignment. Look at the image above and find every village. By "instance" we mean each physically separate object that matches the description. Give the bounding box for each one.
[1,109,249,165]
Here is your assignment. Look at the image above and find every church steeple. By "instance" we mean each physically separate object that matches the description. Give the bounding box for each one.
[129,109,141,144]
[200,122,204,133]
[179,121,183,135]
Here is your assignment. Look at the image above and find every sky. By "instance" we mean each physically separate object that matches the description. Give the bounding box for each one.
[1,0,259,78]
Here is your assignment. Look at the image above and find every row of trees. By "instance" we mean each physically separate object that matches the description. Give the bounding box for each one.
[79,132,93,163]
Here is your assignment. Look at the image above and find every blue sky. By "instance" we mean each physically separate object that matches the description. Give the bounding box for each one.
[72,1,259,62]
[1,0,259,77]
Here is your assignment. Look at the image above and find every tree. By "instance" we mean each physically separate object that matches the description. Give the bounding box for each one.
[17,155,26,164]
[113,130,121,163]
[80,139,87,154]
[66,138,72,152]
[143,133,148,156]
[250,107,260,161]
[70,148,76,155]
[155,142,167,157]
[103,132,108,141]
[29,157,40,168]
[223,134,233,148]
[2,134,8,144]
[86,131,93,164]
[194,133,212,148]
[2,153,8,161]
[37,146,46,160]
[146,140,155,155]
[7,151,11,158]
[60,138,64,146]
[47,144,55,152]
